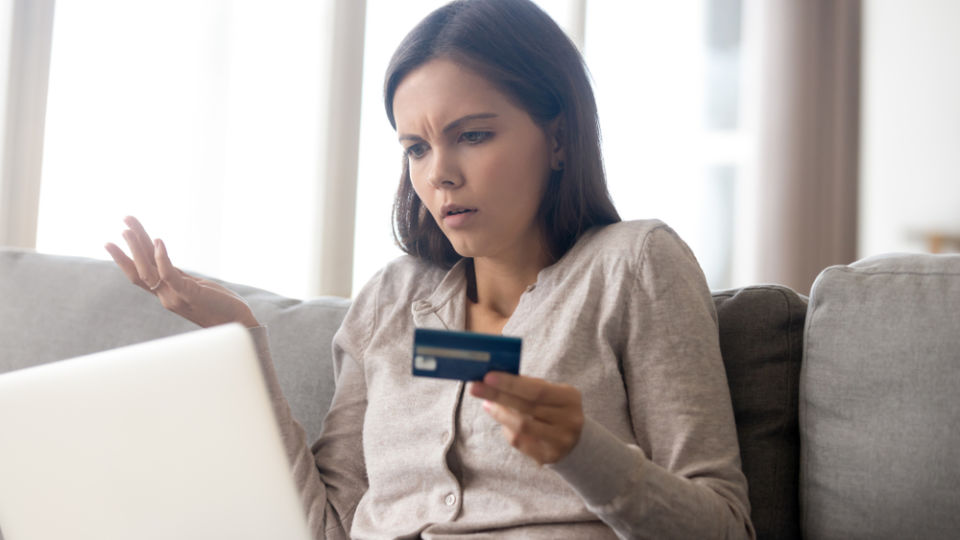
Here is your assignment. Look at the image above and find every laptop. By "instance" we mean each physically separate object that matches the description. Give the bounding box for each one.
[0,324,312,540]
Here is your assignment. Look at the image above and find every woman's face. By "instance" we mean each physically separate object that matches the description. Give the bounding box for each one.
[392,58,560,263]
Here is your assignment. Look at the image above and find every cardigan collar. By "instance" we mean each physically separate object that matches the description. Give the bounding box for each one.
[410,258,469,332]
[408,226,600,334]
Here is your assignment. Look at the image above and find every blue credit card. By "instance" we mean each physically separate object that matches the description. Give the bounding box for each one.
[412,328,521,381]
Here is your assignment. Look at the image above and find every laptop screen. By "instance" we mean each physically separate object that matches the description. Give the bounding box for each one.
[0,324,311,540]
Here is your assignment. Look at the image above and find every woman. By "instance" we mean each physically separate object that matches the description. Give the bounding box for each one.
[107,0,754,538]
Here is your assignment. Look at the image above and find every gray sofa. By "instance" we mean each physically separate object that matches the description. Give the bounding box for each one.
[1,247,958,539]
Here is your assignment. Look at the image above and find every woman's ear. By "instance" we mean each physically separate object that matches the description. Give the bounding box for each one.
[548,117,565,171]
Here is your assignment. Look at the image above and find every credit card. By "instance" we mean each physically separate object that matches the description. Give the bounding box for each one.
[412,328,521,381]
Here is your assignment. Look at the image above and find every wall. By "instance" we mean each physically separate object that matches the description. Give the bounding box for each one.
[860,0,960,256]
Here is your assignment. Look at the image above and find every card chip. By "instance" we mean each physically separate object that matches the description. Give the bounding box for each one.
[414,355,437,371]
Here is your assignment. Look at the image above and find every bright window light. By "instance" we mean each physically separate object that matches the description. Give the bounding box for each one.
[37,0,332,299]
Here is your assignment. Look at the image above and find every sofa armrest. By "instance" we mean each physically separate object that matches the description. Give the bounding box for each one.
[800,253,960,539]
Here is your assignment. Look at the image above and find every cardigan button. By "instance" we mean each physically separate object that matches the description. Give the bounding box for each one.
[444,493,457,506]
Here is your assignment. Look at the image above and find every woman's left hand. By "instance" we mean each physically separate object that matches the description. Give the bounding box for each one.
[469,372,584,465]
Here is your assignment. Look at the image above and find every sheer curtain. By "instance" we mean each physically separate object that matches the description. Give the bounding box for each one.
[32,0,362,299]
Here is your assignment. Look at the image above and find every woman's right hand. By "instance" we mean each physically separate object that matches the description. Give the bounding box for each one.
[104,216,261,329]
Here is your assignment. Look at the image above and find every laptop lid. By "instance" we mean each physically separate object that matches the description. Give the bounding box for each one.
[0,323,312,540]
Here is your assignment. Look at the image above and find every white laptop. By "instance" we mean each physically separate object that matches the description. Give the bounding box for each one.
[0,324,312,540]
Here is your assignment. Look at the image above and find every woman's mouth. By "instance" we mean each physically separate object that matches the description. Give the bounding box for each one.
[441,206,478,228]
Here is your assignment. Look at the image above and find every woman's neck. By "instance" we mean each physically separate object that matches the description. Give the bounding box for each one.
[467,244,553,321]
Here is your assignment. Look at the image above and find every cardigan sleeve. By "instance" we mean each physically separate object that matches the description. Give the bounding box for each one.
[548,226,755,540]
[248,270,380,540]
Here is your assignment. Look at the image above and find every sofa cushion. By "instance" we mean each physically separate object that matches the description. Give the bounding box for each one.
[714,285,807,540]
[0,248,348,443]
[801,253,960,539]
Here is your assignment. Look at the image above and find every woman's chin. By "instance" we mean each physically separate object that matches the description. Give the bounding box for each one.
[451,244,478,259]
[447,238,484,260]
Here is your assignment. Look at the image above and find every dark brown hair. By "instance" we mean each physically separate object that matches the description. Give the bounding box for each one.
[385,0,620,268]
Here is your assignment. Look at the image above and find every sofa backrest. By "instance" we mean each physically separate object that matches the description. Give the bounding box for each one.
[0,248,348,443]
[800,253,960,539]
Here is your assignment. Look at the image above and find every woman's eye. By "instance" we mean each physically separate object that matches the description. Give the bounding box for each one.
[460,131,492,144]
[405,143,427,159]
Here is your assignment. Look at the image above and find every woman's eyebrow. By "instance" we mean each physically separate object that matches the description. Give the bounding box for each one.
[442,113,498,134]
[398,113,498,142]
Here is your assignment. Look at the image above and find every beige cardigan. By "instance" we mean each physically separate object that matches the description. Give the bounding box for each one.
[252,220,754,539]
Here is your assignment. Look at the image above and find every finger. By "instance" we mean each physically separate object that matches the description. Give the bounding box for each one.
[124,215,154,248]
[500,425,569,466]
[482,400,575,444]
[123,216,161,284]
[469,382,570,422]
[482,372,549,403]
[122,229,160,288]
[122,216,156,265]
[105,242,150,290]
[480,372,577,407]
[482,401,577,464]
[498,425,552,466]
[483,400,548,440]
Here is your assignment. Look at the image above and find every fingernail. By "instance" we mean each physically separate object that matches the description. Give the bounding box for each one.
[485,373,499,386]
[482,400,492,411]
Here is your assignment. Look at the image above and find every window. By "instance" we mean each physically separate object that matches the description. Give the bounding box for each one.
[36,0,334,299]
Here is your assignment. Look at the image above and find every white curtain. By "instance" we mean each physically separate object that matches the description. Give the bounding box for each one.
[3,0,364,299]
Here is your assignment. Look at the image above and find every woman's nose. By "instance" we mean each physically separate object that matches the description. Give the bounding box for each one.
[426,150,462,189]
